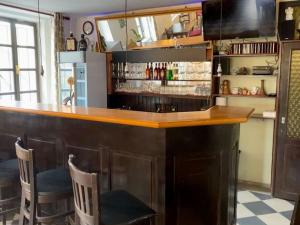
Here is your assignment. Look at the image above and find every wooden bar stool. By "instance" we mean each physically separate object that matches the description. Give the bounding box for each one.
[0,158,20,225]
[15,137,74,225]
[68,154,156,225]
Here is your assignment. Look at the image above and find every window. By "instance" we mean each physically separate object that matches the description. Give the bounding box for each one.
[0,17,39,103]
[99,20,114,43]
[135,16,157,43]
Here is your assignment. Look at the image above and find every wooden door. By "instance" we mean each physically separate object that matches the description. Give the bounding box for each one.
[273,41,300,200]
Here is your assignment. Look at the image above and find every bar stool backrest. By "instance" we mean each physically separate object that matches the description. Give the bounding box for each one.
[15,137,37,198]
[68,154,100,225]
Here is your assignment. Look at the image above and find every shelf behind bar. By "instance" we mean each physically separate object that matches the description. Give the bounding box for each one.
[213,75,277,78]
[112,78,211,82]
[114,91,211,100]
[213,94,276,99]
[213,54,278,57]
[112,47,207,63]
[251,113,276,120]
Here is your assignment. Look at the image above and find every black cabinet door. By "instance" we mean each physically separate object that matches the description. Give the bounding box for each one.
[273,41,300,200]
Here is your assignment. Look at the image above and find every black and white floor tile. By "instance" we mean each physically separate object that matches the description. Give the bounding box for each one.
[237,190,294,225]
[1,190,295,225]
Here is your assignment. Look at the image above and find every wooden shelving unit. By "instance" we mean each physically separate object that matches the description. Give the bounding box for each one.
[128,36,209,50]
[213,75,277,78]
[213,54,278,58]
[251,113,276,120]
[113,78,211,82]
[213,94,276,99]
[115,91,210,100]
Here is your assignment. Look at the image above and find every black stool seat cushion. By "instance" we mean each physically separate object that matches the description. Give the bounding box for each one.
[37,167,72,196]
[0,159,19,185]
[101,190,155,225]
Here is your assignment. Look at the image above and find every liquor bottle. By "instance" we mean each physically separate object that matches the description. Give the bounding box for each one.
[146,63,151,80]
[163,63,167,80]
[66,32,77,51]
[173,63,179,80]
[158,63,163,80]
[154,64,158,80]
[78,34,88,51]
[167,63,173,80]
[124,63,129,78]
[112,63,116,78]
[118,62,123,78]
[150,63,154,80]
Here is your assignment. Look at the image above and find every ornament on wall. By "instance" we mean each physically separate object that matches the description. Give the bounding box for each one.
[83,21,94,35]
[285,7,294,21]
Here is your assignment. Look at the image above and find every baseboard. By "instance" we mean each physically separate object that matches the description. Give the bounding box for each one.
[238,179,271,193]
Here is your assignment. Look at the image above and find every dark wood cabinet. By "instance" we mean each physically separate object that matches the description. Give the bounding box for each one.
[273,41,300,200]
[0,111,239,225]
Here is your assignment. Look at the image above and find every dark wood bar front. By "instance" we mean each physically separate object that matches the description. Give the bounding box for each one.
[0,102,253,225]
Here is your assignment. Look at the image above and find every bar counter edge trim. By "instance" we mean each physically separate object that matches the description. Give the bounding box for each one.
[0,103,254,129]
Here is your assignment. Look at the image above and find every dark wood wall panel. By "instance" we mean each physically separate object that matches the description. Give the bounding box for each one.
[27,138,57,172]
[282,144,300,194]
[165,125,240,225]
[0,133,18,160]
[111,151,154,206]
[112,47,207,63]
[174,152,222,225]
[108,94,209,112]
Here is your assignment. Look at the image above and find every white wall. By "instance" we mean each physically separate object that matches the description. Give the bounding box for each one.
[217,36,279,187]
[65,14,98,51]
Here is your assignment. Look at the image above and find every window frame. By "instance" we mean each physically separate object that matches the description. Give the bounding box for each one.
[0,16,40,102]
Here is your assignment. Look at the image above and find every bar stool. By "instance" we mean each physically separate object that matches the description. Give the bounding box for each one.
[0,158,20,225]
[15,137,74,225]
[68,154,156,225]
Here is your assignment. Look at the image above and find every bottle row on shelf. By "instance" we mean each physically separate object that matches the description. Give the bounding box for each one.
[228,41,279,55]
[115,80,212,97]
[112,62,212,81]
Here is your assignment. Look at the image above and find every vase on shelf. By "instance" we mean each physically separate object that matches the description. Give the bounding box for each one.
[258,80,266,96]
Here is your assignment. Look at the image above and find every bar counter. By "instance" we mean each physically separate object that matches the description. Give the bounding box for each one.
[0,101,253,225]
[0,101,253,128]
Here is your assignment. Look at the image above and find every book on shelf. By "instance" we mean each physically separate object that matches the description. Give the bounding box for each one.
[229,41,279,55]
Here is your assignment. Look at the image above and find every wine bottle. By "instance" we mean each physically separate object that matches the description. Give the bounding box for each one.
[167,63,173,80]
[163,63,167,80]
[146,63,151,80]
[124,63,129,78]
[78,34,87,51]
[154,63,158,80]
[150,63,154,80]
[173,63,179,80]
[158,63,161,80]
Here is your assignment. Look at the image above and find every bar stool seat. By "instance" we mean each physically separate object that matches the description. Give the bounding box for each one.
[68,155,156,225]
[101,190,155,225]
[0,168,19,185]
[0,159,19,185]
[36,167,72,196]
[0,159,20,225]
[0,159,18,170]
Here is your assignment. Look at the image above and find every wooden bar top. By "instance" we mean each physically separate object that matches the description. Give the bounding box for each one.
[0,101,254,128]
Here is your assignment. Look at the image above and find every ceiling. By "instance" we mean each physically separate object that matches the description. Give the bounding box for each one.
[1,0,200,14]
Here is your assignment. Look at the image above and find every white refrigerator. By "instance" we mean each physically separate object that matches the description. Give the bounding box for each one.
[57,51,107,108]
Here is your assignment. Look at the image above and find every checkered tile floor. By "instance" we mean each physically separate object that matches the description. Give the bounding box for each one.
[237,190,294,225]
[1,190,295,225]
